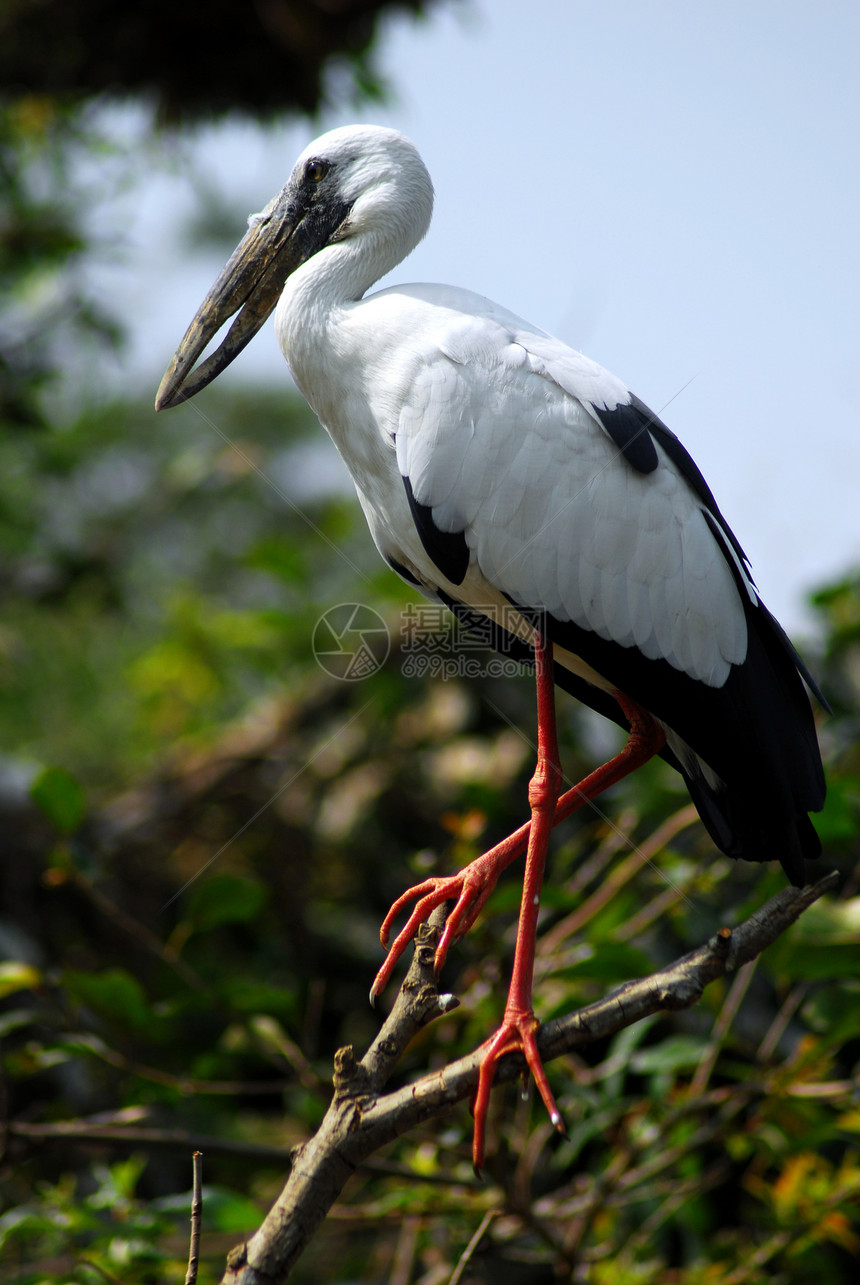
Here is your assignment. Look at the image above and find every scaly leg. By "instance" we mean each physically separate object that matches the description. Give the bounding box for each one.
[372,636,667,1164]
[370,684,665,1000]
[470,628,563,1169]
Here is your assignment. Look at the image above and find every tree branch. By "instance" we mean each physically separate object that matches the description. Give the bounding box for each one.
[214,869,837,1283]
[185,1151,203,1285]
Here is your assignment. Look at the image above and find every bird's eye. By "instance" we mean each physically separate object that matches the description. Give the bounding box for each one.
[305,158,328,183]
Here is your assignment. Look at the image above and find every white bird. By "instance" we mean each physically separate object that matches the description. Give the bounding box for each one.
[157,124,825,1167]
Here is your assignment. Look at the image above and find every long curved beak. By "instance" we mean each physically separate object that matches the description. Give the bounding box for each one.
[155,186,303,411]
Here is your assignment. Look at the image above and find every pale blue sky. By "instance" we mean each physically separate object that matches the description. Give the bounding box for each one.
[113,0,858,634]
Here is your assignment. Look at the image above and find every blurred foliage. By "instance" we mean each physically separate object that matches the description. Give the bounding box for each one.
[0,0,443,124]
[0,99,127,428]
[2,99,860,1285]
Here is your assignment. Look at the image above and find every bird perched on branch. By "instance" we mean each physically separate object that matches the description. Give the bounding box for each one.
[157,124,825,1167]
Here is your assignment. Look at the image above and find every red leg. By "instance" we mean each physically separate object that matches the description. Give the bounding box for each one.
[370,685,665,1000]
[470,629,563,1169]
[372,637,667,1164]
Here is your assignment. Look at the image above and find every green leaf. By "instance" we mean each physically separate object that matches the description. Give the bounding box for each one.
[29,764,87,833]
[558,1102,627,1166]
[0,960,42,999]
[186,874,266,932]
[0,1007,42,1038]
[245,535,311,587]
[630,1035,705,1075]
[220,978,299,1019]
[0,1204,63,1251]
[63,968,152,1032]
[790,895,860,941]
[765,896,860,979]
[803,983,860,1046]
[552,941,654,984]
[152,1184,262,1233]
[813,777,860,844]
[89,1156,148,1208]
[601,1015,660,1099]
[769,943,860,981]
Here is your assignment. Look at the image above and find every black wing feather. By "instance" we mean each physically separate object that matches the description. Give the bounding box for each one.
[402,475,470,585]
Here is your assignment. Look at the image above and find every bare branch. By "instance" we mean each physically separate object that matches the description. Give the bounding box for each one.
[185,1150,203,1285]
[218,870,838,1284]
[449,1209,501,1285]
[9,1119,294,1163]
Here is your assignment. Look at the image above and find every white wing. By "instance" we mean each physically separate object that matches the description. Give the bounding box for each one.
[386,288,748,688]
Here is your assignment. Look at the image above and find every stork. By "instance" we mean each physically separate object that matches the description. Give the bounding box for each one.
[156,124,825,1168]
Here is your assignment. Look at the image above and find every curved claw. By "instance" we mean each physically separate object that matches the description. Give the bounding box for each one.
[371,843,519,1000]
[378,877,448,952]
[431,876,496,969]
[471,1009,566,1173]
[371,875,463,999]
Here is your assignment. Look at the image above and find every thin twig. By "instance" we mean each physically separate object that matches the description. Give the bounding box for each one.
[9,1120,292,1161]
[389,1215,421,1285]
[8,1119,481,1185]
[48,1032,287,1096]
[185,1150,203,1285]
[449,1209,501,1285]
[68,869,209,994]
[541,804,699,952]
[78,1260,126,1285]
[756,981,808,1063]
[689,956,757,1096]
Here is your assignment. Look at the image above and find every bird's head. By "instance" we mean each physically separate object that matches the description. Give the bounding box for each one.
[155,124,433,411]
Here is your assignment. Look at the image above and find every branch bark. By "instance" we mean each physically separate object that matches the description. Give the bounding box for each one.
[185,1150,203,1285]
[220,870,839,1285]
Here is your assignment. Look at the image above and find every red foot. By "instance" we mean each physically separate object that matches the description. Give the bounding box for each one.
[471,1004,565,1172]
[371,690,666,1002]
[371,642,666,1166]
[370,831,525,1000]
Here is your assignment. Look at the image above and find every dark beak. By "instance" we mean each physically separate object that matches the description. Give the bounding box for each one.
[155,186,304,411]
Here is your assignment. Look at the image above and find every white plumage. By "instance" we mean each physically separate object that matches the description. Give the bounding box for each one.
[157,123,825,1165]
[157,122,823,871]
[284,241,746,687]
